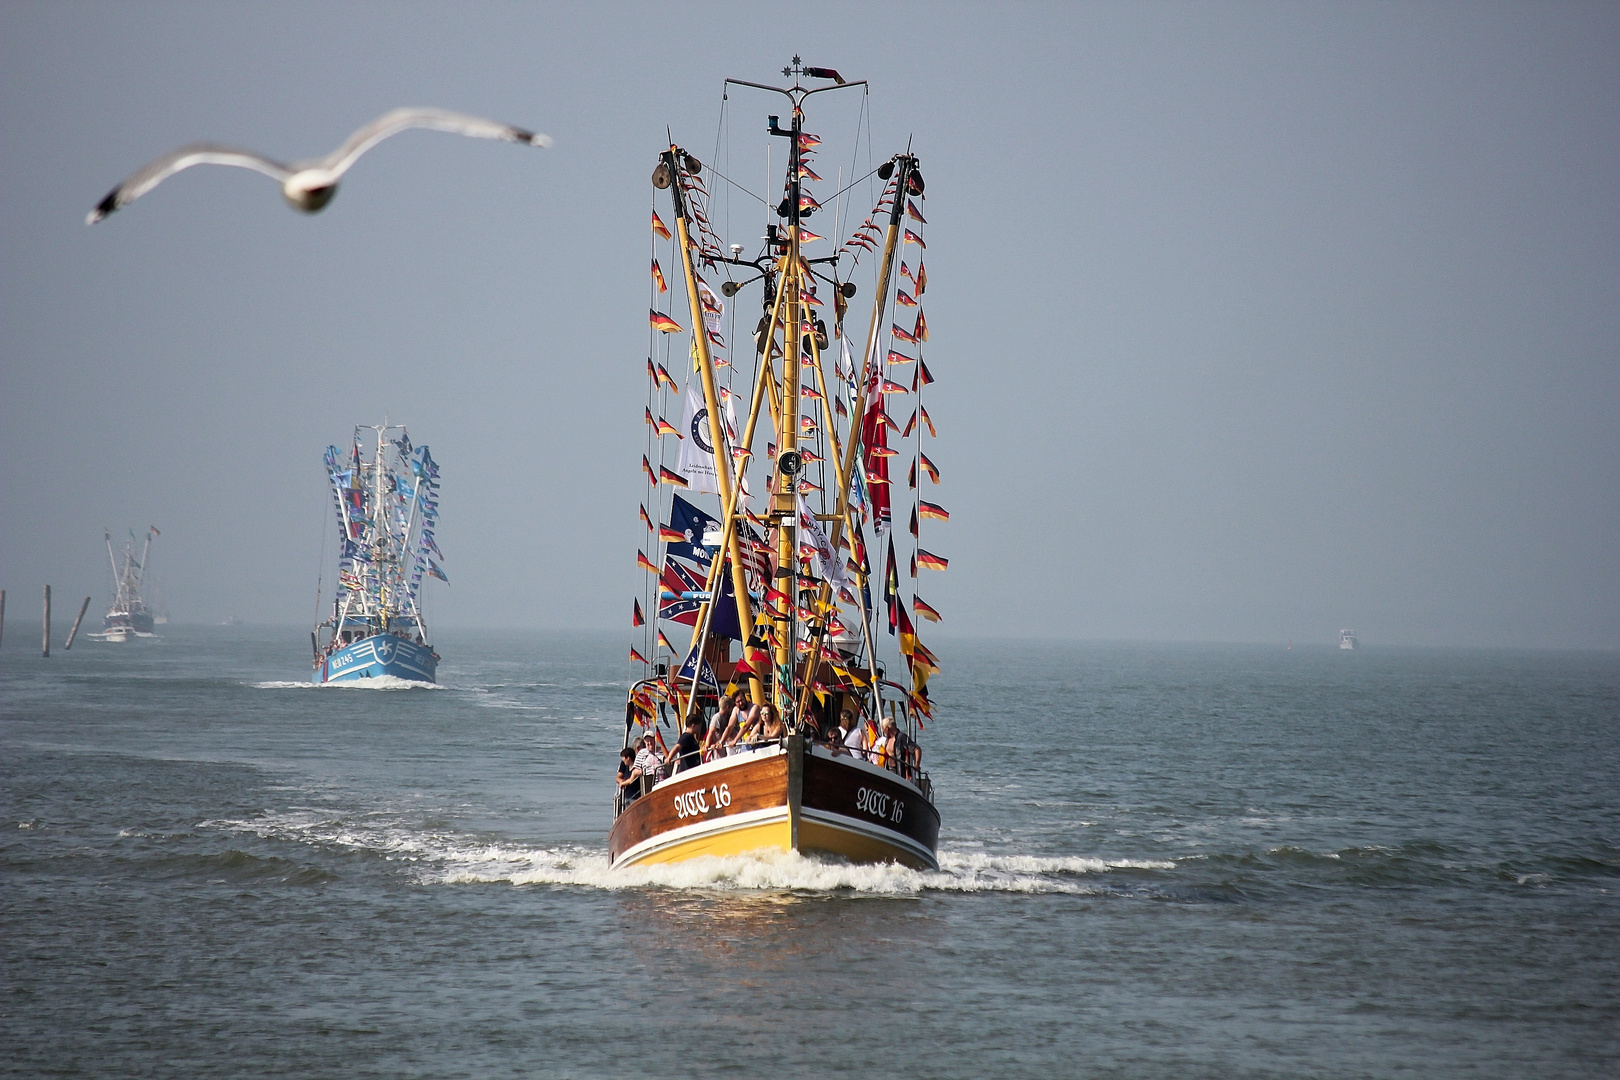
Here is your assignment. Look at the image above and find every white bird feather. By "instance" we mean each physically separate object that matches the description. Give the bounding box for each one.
[87,107,551,224]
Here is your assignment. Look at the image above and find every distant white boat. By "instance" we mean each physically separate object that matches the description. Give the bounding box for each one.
[1339,629,1359,650]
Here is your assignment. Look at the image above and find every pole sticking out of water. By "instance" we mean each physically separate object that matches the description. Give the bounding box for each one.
[64,596,91,651]
[42,585,52,657]
[0,589,6,648]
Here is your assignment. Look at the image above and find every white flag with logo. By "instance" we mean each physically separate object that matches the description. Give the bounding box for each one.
[797,494,848,590]
[678,382,721,495]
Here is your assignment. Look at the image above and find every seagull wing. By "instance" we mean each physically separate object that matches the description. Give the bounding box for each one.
[319,107,552,178]
[86,143,293,224]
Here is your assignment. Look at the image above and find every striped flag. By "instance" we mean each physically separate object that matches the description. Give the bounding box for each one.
[659,465,689,488]
[913,596,943,623]
[919,404,936,437]
[901,410,917,437]
[640,504,653,532]
[920,453,941,484]
[918,360,936,386]
[880,379,909,395]
[914,311,928,342]
[656,363,679,390]
[896,290,918,307]
[658,526,686,544]
[632,599,645,627]
[906,199,927,224]
[630,647,649,664]
[915,262,928,296]
[919,501,950,521]
[917,549,949,572]
[886,350,915,365]
[642,456,658,485]
[904,229,925,248]
[644,406,657,427]
[637,550,659,574]
[651,211,671,240]
[650,310,683,334]
[651,259,668,293]
[656,630,674,651]
[656,417,680,437]
[891,323,918,345]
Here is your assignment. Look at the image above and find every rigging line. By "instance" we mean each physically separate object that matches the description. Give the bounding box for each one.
[820,164,886,212]
[701,160,769,208]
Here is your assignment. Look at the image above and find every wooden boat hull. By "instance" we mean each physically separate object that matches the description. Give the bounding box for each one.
[609,736,939,870]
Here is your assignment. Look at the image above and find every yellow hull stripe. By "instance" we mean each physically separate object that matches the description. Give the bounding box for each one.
[617,818,792,867]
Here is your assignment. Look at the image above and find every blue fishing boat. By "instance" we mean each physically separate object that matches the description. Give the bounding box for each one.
[311,422,446,685]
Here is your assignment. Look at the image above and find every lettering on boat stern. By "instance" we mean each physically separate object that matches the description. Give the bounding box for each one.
[672,782,733,821]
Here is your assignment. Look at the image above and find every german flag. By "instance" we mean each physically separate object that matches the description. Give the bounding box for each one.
[919,404,936,437]
[918,360,936,386]
[886,350,915,365]
[629,646,649,665]
[642,456,658,485]
[799,193,822,211]
[651,211,671,240]
[901,410,917,437]
[658,526,686,544]
[801,385,824,401]
[798,163,823,182]
[637,550,659,574]
[880,379,909,395]
[798,132,821,150]
[639,504,653,532]
[908,506,918,538]
[659,465,688,488]
[882,410,904,432]
[656,417,680,437]
[632,599,645,627]
[907,458,918,489]
[647,357,658,383]
[644,406,656,427]
[900,261,913,282]
[896,290,918,307]
[834,397,848,419]
[913,311,929,342]
[919,501,949,521]
[916,549,949,572]
[906,199,927,224]
[915,261,928,296]
[655,362,678,390]
[891,323,918,345]
[920,453,941,484]
[904,229,925,248]
[650,259,668,293]
[650,310,683,334]
[913,595,943,623]
[798,228,824,243]
[656,630,674,652]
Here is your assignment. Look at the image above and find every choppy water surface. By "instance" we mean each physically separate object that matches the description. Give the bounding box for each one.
[3,627,1616,1077]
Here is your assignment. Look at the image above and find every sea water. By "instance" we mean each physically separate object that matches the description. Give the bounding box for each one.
[2,626,1616,1078]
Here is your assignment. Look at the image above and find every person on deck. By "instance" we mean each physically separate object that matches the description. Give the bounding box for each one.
[633,734,665,790]
[843,709,869,760]
[758,704,784,743]
[616,747,643,803]
[703,695,734,761]
[671,716,704,774]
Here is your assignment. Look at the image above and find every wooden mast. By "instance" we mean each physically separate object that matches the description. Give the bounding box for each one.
[797,154,915,717]
[772,110,805,721]
[661,148,763,706]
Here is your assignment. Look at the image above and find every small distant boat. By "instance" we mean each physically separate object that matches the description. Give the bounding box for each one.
[91,527,159,641]
[311,422,444,684]
[1340,629,1359,650]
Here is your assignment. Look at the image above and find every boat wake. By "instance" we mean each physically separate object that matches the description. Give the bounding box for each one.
[200,808,1172,896]
[250,676,443,691]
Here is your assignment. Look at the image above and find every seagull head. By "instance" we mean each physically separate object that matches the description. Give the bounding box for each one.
[283,169,339,213]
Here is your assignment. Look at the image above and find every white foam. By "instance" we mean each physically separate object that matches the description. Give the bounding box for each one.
[250,676,443,690]
[201,809,1173,896]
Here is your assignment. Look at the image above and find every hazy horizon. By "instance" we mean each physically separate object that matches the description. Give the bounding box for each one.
[3,2,1616,650]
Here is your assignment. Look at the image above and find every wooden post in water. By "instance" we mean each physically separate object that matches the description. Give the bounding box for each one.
[0,589,6,648]
[64,596,91,650]
[42,585,51,657]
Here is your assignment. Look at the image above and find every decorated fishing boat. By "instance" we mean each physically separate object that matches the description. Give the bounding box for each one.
[614,61,947,869]
[91,527,159,641]
[311,422,444,684]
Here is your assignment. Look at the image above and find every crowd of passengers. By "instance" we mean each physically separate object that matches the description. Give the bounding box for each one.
[617,693,918,803]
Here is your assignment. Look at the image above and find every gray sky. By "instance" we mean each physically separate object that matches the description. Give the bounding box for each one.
[2,2,1615,648]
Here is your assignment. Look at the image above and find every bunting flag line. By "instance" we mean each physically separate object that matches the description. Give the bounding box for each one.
[658,465,689,488]
[913,595,943,623]
[651,211,671,240]
[650,259,668,293]
[919,500,950,521]
[904,229,925,248]
[632,599,645,627]
[637,549,659,574]
[919,404,936,437]
[920,453,941,483]
[641,456,658,485]
[650,310,683,334]
[906,199,927,224]
[917,549,949,572]
[630,646,649,665]
[639,504,653,531]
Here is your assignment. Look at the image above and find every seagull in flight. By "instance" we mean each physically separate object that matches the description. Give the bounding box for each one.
[86,106,551,224]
